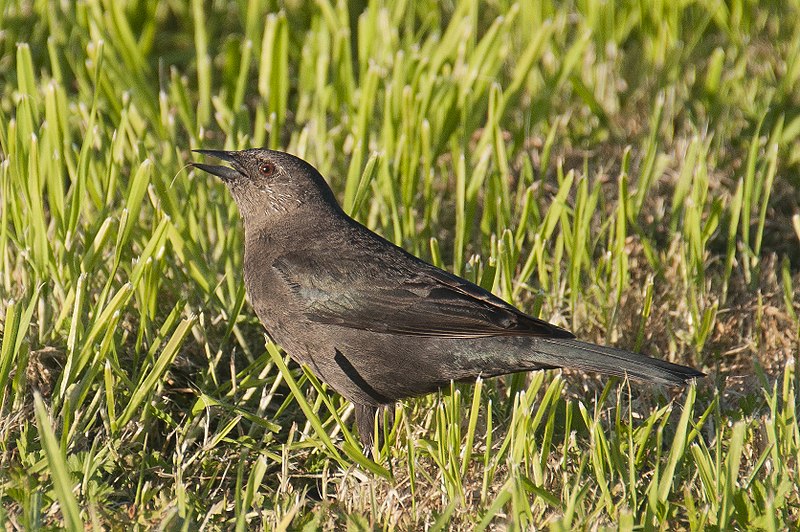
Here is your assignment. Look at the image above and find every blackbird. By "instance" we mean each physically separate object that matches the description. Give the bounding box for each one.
[192,148,703,446]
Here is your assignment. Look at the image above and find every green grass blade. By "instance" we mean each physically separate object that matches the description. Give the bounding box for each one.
[33,393,83,530]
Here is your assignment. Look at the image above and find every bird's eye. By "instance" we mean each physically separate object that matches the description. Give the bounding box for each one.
[259,162,276,177]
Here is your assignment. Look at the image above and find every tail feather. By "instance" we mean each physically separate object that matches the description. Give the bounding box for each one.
[530,338,704,385]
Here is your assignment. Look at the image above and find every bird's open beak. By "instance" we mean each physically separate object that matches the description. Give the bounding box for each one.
[190,150,244,182]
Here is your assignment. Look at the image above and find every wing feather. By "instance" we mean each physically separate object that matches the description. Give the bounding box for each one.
[272,252,574,340]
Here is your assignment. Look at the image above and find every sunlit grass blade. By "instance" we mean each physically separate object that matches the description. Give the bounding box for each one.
[33,393,83,530]
[116,316,196,428]
[265,341,353,471]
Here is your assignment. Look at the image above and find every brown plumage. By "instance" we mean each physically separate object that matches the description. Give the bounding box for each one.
[192,148,703,447]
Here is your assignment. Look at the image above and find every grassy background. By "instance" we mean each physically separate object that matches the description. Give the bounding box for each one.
[1,0,799,528]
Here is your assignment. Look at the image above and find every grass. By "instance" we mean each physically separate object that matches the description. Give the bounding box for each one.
[1,0,799,528]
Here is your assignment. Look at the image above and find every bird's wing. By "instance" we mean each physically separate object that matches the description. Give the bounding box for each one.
[271,251,574,339]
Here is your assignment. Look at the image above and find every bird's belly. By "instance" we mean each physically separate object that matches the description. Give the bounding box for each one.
[247,305,549,405]
[277,328,494,402]
[311,332,559,401]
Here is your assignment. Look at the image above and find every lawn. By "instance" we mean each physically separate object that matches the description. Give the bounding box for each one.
[1,0,799,529]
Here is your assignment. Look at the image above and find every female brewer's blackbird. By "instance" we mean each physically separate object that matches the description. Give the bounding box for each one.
[192,149,703,446]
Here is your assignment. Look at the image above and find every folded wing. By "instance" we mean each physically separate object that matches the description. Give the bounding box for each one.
[272,252,574,339]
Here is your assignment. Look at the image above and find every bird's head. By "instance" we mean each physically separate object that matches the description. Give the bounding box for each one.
[191,148,340,222]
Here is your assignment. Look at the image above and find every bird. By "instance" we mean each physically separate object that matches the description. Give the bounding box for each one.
[191,148,704,447]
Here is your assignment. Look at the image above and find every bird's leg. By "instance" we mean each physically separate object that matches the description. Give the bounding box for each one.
[354,403,378,451]
[354,403,397,458]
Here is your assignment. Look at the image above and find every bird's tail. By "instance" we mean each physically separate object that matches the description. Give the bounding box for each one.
[529,338,703,385]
